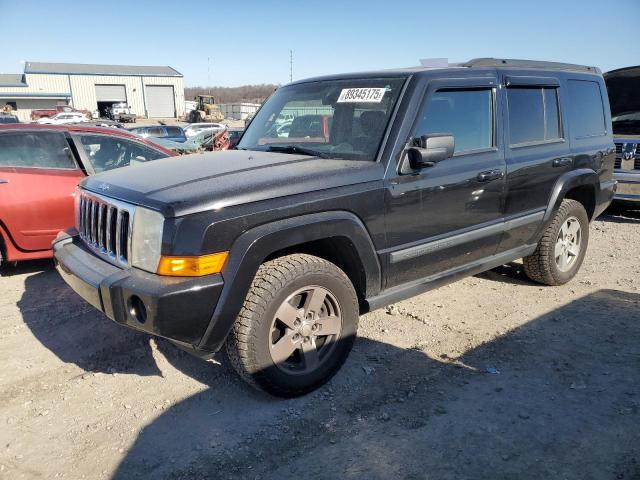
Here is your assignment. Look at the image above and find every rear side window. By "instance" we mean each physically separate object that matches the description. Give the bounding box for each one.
[507,87,562,145]
[0,132,76,169]
[146,126,164,136]
[415,89,494,153]
[567,80,606,139]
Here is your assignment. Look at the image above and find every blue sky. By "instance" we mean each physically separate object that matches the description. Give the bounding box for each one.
[1,0,638,86]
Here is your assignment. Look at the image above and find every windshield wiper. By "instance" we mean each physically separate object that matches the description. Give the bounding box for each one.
[266,145,329,158]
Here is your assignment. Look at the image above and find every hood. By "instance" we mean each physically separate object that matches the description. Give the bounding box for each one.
[81,149,383,217]
[605,66,640,117]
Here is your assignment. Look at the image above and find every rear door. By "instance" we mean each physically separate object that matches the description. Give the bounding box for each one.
[498,73,570,252]
[0,130,85,252]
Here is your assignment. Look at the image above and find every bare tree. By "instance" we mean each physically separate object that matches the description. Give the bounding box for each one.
[185,84,279,104]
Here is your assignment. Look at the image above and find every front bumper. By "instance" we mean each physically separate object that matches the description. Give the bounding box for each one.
[613,171,640,204]
[53,232,224,350]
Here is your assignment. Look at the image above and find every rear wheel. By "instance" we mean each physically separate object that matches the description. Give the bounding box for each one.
[523,199,589,285]
[225,254,359,397]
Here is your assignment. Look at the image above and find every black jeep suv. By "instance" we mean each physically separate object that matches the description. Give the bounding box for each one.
[54,58,616,396]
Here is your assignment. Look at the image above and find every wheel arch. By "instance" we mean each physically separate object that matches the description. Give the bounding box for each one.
[197,211,381,352]
[545,169,599,222]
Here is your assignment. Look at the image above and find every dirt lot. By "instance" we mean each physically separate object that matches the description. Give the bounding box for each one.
[1,210,639,480]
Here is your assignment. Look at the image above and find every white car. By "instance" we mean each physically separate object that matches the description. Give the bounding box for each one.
[36,112,88,125]
[183,122,226,138]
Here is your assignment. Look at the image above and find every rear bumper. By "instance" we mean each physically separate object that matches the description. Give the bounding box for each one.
[594,179,617,218]
[53,231,224,350]
[612,171,640,204]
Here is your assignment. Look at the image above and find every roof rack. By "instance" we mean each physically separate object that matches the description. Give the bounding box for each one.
[462,58,600,74]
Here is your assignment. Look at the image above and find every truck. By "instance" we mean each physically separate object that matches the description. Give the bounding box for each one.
[53,58,616,397]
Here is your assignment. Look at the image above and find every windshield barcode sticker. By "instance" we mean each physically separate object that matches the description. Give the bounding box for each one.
[337,88,386,103]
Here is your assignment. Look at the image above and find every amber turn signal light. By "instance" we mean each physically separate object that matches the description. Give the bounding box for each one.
[157,252,228,277]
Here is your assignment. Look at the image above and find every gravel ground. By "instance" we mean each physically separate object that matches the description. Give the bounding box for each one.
[1,210,639,480]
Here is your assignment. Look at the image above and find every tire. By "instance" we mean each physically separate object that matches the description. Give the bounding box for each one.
[523,199,589,286]
[225,254,359,397]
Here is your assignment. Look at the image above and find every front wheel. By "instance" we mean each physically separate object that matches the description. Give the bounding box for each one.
[225,254,359,397]
[523,199,589,285]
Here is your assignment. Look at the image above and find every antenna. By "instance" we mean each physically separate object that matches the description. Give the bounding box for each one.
[289,50,293,83]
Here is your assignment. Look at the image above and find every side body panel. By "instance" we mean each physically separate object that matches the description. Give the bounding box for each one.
[0,166,84,257]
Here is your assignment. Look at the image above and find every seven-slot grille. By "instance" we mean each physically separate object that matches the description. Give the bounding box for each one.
[78,191,134,266]
[614,142,640,170]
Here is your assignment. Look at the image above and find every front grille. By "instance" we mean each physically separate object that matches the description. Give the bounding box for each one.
[78,190,135,266]
[614,142,640,170]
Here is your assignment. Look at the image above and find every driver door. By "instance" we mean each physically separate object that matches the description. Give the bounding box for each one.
[383,76,506,287]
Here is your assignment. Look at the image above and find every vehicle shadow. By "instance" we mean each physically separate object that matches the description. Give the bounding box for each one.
[113,289,640,480]
[17,267,162,376]
[599,209,640,224]
[476,261,537,286]
[0,258,53,277]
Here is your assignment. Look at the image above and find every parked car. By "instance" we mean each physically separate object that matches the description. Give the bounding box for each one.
[183,122,225,138]
[128,125,187,143]
[54,58,615,397]
[36,112,89,125]
[30,105,92,121]
[0,114,19,124]
[108,103,136,123]
[227,128,244,148]
[604,65,640,208]
[150,128,230,154]
[0,124,174,265]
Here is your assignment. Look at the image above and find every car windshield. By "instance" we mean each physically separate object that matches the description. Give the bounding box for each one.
[238,77,406,161]
[612,111,640,135]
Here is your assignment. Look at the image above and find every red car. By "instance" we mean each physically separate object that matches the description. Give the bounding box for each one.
[0,124,175,265]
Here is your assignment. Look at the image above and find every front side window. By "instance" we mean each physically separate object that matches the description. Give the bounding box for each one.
[165,126,184,136]
[238,77,406,161]
[507,87,562,145]
[0,132,76,168]
[415,89,493,153]
[567,80,606,139]
[78,134,167,172]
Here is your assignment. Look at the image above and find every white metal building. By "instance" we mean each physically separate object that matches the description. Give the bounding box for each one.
[0,62,185,122]
[218,102,261,121]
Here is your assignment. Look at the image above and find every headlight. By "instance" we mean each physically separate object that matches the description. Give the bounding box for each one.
[73,187,81,231]
[130,207,164,273]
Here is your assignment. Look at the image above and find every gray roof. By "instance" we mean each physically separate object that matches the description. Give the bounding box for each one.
[0,73,26,86]
[24,62,182,77]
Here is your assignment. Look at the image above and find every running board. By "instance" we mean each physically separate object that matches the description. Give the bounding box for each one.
[365,244,537,312]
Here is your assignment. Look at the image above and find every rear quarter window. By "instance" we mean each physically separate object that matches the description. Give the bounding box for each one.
[567,80,606,139]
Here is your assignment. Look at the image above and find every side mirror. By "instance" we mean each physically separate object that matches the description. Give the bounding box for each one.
[407,133,454,169]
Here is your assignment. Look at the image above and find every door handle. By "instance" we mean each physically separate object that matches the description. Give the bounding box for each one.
[552,157,573,167]
[0,179,8,184]
[477,170,504,182]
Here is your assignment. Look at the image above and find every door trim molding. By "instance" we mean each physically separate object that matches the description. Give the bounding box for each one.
[385,209,544,264]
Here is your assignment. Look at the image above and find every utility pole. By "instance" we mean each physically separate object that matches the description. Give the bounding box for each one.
[289,50,293,83]
[207,57,211,95]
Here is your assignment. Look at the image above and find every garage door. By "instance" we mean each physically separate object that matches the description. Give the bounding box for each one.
[146,85,175,118]
[95,84,126,102]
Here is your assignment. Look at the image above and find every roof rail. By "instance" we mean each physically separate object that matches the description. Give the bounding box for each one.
[462,58,601,74]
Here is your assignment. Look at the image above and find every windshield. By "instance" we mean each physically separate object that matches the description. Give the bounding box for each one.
[612,111,640,135]
[238,77,406,161]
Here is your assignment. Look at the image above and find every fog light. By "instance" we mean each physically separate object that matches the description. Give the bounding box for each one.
[129,295,147,324]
